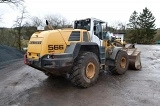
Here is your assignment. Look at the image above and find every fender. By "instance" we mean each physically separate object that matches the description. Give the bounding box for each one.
[109,47,122,60]
[64,42,100,60]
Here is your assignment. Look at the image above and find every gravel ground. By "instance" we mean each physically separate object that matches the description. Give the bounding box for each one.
[0,44,160,106]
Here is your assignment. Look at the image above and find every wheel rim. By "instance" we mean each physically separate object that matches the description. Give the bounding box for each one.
[86,62,96,79]
[120,57,126,68]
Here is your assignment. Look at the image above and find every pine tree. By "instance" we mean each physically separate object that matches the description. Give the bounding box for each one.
[138,7,156,44]
[127,11,140,43]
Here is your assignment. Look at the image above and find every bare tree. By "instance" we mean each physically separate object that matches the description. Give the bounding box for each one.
[31,16,44,27]
[0,28,17,47]
[22,21,37,40]
[13,6,27,50]
[45,14,61,29]
[45,14,70,29]
[0,0,24,7]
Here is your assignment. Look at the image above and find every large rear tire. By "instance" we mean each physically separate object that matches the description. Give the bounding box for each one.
[70,52,100,88]
[109,50,129,75]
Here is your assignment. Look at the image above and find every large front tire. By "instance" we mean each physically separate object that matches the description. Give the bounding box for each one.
[70,52,100,88]
[109,50,129,75]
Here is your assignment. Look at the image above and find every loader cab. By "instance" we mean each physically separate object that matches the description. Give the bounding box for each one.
[93,20,104,40]
[74,18,91,31]
[74,18,107,40]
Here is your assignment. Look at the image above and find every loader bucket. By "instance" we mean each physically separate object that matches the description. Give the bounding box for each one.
[125,44,142,70]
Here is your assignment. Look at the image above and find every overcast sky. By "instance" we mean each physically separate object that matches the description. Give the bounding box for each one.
[0,0,160,28]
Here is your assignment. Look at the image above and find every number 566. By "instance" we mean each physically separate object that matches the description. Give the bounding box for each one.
[48,45,64,50]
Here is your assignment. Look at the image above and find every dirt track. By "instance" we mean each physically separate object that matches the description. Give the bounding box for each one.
[0,44,160,106]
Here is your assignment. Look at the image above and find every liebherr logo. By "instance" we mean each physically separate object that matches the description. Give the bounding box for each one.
[29,41,42,44]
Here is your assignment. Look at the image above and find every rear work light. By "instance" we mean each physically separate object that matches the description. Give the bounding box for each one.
[47,53,55,59]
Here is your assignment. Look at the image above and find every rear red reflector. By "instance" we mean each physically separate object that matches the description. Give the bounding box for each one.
[51,55,55,59]
[24,54,30,65]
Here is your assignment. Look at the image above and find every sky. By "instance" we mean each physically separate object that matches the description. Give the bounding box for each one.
[0,0,160,28]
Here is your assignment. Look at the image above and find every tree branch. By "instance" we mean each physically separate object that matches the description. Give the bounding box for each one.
[0,0,24,7]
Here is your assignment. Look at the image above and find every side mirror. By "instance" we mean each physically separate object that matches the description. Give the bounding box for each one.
[106,23,108,30]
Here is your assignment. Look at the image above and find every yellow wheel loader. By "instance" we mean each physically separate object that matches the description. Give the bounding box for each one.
[24,18,141,88]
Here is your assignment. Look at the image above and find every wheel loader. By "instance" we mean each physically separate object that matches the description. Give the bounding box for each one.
[24,18,142,88]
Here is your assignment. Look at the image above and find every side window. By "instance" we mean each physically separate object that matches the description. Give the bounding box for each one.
[68,31,80,41]
[83,32,89,42]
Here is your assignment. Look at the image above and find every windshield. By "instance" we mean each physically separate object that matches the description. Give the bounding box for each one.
[74,19,91,31]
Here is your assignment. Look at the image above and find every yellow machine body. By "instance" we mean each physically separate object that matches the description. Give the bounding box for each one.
[27,29,90,60]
